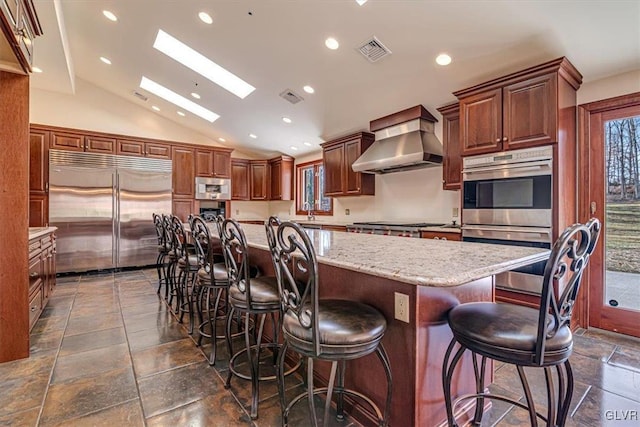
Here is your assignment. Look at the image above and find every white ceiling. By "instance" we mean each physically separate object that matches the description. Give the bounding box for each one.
[31,0,640,157]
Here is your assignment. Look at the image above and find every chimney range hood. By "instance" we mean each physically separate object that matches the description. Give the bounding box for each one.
[352,106,443,174]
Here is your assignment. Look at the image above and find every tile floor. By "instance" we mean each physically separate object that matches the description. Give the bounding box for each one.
[0,269,639,426]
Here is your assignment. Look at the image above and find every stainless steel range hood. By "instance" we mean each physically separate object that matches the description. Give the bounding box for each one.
[352,118,443,174]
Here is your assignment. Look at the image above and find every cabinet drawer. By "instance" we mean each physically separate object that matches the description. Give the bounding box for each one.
[28,253,41,293]
[29,287,43,330]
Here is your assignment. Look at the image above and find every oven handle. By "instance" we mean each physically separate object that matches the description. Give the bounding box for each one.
[462,225,552,242]
[462,160,552,180]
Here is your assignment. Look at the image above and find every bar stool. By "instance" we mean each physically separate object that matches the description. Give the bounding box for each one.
[269,218,393,427]
[220,218,298,420]
[171,215,200,334]
[191,215,232,365]
[152,213,170,296]
[163,214,180,310]
[442,218,601,427]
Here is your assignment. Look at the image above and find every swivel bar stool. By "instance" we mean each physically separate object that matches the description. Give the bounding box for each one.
[442,218,601,427]
[152,213,170,296]
[171,215,200,334]
[269,218,393,427]
[163,214,180,311]
[220,218,298,419]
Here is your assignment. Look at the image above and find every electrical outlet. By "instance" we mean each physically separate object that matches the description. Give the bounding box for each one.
[452,207,459,218]
[235,209,239,215]
[394,292,410,323]
[345,209,350,215]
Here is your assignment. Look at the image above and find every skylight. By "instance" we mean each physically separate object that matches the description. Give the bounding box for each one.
[153,29,255,99]
[140,77,220,122]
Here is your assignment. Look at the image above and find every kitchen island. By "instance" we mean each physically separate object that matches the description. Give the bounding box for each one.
[218,223,549,426]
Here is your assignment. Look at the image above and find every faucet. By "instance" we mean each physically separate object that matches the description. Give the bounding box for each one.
[304,201,315,221]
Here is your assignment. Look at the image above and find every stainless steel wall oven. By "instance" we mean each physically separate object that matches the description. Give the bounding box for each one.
[462,146,553,295]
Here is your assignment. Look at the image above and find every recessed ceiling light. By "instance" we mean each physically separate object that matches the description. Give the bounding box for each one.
[177,111,186,117]
[249,133,257,139]
[191,92,201,99]
[153,30,255,99]
[325,37,339,50]
[140,76,220,122]
[102,10,117,22]
[435,53,452,66]
[303,85,315,94]
[151,105,160,111]
[198,12,213,24]
[290,146,298,151]
[32,66,43,73]
[356,0,368,5]
[218,137,226,142]
[100,56,112,65]
[303,142,312,147]
[282,117,292,124]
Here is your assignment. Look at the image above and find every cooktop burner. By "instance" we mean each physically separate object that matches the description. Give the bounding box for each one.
[352,221,446,228]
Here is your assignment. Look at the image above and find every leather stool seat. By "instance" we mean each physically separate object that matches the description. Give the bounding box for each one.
[228,276,280,311]
[283,299,386,358]
[197,263,229,284]
[448,302,572,366]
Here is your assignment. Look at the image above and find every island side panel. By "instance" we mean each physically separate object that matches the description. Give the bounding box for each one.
[415,277,494,426]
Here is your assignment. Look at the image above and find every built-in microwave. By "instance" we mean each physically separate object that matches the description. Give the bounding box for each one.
[195,177,231,200]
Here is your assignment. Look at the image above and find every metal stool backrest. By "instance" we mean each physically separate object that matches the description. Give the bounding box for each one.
[171,215,190,261]
[220,219,254,305]
[163,214,176,252]
[265,216,282,284]
[153,213,166,247]
[271,220,321,356]
[535,218,601,365]
[191,215,211,272]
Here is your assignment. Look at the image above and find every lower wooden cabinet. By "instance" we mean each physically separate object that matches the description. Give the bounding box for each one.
[28,231,56,331]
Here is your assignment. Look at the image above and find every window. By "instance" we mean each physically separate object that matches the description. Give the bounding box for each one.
[296,160,332,215]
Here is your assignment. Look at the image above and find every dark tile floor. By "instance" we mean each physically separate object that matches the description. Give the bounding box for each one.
[0,269,639,426]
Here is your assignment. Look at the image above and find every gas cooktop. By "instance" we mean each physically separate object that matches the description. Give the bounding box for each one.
[351,221,447,228]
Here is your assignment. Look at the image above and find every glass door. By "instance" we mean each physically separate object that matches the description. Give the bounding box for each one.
[583,98,640,338]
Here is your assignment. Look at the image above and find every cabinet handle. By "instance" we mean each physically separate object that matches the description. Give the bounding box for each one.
[502,137,508,142]
[496,138,501,143]
[434,236,440,240]
[442,237,448,241]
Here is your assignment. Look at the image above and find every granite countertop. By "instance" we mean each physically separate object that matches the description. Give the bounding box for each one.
[29,227,58,240]
[217,223,549,288]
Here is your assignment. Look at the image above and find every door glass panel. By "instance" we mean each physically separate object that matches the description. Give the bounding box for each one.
[604,116,640,311]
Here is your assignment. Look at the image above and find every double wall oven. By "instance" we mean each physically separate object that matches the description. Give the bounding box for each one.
[462,146,553,295]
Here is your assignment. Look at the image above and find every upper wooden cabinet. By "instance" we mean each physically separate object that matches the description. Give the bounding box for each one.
[196,148,232,178]
[269,156,293,201]
[171,146,195,199]
[250,160,269,200]
[454,57,581,157]
[0,0,43,74]
[29,128,48,193]
[117,139,171,159]
[85,136,116,154]
[48,130,114,154]
[437,103,461,190]
[231,159,250,201]
[321,132,375,197]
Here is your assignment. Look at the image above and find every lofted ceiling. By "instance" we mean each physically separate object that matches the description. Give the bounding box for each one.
[31,0,640,157]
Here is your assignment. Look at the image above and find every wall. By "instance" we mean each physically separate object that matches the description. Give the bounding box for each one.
[578,70,640,105]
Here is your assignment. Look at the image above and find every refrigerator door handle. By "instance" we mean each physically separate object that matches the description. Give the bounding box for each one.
[115,172,120,268]
[112,172,117,268]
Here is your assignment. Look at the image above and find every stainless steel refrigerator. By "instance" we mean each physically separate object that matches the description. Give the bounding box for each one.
[49,150,172,273]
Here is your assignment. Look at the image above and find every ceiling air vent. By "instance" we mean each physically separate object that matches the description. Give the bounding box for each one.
[357,36,392,63]
[279,89,304,104]
[132,90,148,102]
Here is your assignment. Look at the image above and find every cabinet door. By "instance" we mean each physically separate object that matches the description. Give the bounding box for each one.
[250,162,269,200]
[145,142,171,159]
[231,160,249,200]
[29,193,48,227]
[213,150,231,178]
[503,73,557,149]
[85,136,116,154]
[196,149,214,177]
[172,199,194,222]
[460,88,502,156]
[29,129,48,193]
[345,140,362,194]
[270,160,282,200]
[323,144,345,196]
[50,131,83,151]
[172,146,195,198]
[441,110,461,190]
[117,139,145,156]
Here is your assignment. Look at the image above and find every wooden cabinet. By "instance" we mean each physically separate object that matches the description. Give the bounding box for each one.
[29,193,47,228]
[117,139,145,156]
[172,199,194,222]
[231,159,250,200]
[172,146,195,199]
[50,130,115,154]
[269,156,294,201]
[29,127,49,226]
[85,136,116,153]
[28,230,56,331]
[0,0,42,74]
[145,142,171,159]
[117,139,171,159]
[437,103,462,190]
[420,231,461,241]
[250,160,269,200]
[196,149,214,177]
[454,58,580,157]
[196,148,232,178]
[321,132,375,197]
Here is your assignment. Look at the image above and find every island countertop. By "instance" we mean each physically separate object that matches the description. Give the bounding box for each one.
[29,226,57,240]
[229,223,549,287]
